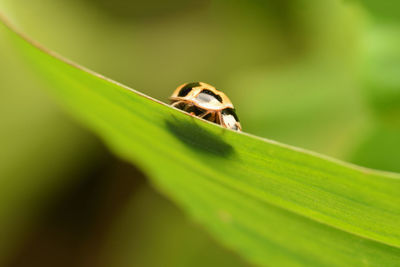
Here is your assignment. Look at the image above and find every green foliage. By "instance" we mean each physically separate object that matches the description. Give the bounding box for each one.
[2,15,400,266]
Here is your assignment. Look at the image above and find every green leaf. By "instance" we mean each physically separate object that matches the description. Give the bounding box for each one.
[2,15,400,267]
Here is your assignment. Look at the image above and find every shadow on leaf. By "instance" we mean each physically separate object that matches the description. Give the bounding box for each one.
[165,115,234,157]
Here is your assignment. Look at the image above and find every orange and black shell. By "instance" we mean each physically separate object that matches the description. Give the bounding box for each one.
[170,82,242,131]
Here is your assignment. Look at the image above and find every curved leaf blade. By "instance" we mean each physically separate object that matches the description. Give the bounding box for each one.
[1,15,400,266]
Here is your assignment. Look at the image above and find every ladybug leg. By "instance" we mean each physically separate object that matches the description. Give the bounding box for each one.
[217,111,226,128]
[183,104,196,116]
[199,111,211,118]
[215,111,221,124]
[171,101,184,108]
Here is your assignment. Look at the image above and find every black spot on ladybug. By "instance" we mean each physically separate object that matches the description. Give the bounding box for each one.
[178,87,192,97]
[178,82,201,97]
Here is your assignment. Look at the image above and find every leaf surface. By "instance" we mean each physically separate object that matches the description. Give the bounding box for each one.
[1,15,400,266]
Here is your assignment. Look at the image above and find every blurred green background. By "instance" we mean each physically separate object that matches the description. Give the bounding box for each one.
[0,0,399,266]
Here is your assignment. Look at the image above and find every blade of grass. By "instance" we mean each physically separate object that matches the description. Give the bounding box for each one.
[1,14,400,266]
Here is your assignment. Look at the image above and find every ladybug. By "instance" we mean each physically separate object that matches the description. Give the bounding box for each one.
[170,82,242,131]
